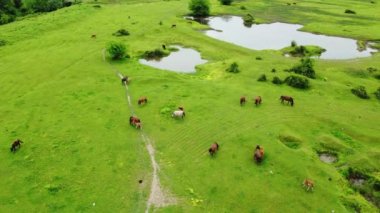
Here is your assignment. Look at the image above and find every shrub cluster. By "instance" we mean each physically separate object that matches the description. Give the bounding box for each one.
[243,14,254,27]
[113,29,130,36]
[272,76,283,84]
[142,49,169,60]
[189,0,210,17]
[351,86,370,99]
[257,74,267,82]
[284,75,310,89]
[0,39,6,46]
[219,0,233,5]
[107,42,127,60]
[374,87,380,100]
[226,62,240,73]
[289,57,316,79]
[345,9,356,14]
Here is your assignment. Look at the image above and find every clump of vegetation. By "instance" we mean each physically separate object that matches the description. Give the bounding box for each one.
[142,49,169,60]
[356,40,367,51]
[284,75,310,89]
[240,6,246,10]
[272,76,283,84]
[243,13,255,27]
[93,5,101,8]
[284,43,325,57]
[374,87,380,100]
[271,68,276,73]
[351,86,370,99]
[345,9,356,14]
[0,39,6,46]
[367,67,377,73]
[226,62,240,73]
[189,0,210,17]
[113,29,130,36]
[219,0,233,5]
[255,56,262,60]
[289,57,316,79]
[107,42,127,60]
[257,74,267,82]
[279,134,302,149]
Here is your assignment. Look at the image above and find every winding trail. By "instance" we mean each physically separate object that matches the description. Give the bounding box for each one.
[101,50,176,212]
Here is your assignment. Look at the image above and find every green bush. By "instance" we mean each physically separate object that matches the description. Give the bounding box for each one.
[257,74,267,82]
[374,88,380,100]
[271,68,276,73]
[142,49,169,60]
[240,6,246,10]
[226,62,239,73]
[113,29,130,36]
[219,0,232,5]
[284,75,310,89]
[189,0,210,17]
[107,42,126,60]
[30,0,63,12]
[289,57,316,79]
[345,9,356,14]
[272,76,283,84]
[243,14,254,27]
[0,39,6,46]
[351,86,370,99]
[291,40,297,47]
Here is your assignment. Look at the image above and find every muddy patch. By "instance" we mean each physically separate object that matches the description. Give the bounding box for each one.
[319,152,338,164]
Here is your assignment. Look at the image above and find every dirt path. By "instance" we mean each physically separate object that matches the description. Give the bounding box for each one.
[102,50,176,212]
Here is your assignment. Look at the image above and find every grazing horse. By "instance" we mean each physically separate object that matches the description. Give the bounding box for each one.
[121,76,129,85]
[303,179,314,191]
[162,44,166,50]
[280,95,294,106]
[10,139,23,153]
[129,116,142,129]
[172,110,185,119]
[254,96,262,106]
[138,97,148,105]
[209,143,219,156]
[254,145,264,163]
[240,96,246,106]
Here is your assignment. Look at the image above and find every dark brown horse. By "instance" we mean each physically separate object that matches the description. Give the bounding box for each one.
[10,139,23,153]
[129,116,142,129]
[280,95,294,106]
[254,96,262,106]
[138,97,148,105]
[121,76,129,85]
[240,96,246,106]
[254,145,264,163]
[209,142,219,156]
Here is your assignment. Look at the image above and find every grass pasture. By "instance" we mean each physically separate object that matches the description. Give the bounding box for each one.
[0,0,379,212]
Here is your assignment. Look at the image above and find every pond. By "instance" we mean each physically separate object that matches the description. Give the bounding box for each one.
[201,16,377,60]
[139,45,207,73]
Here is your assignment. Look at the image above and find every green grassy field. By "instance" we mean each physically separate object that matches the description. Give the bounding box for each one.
[1,0,379,212]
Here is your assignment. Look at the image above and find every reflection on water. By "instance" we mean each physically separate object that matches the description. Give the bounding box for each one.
[201,16,377,59]
[139,45,207,73]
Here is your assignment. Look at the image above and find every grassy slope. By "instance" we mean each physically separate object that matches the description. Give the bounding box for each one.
[0,0,379,212]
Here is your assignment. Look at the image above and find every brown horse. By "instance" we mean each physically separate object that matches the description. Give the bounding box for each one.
[254,145,264,163]
[138,97,148,105]
[121,76,129,85]
[209,143,219,156]
[240,96,246,106]
[129,116,142,129]
[303,179,314,191]
[280,95,294,106]
[10,139,23,153]
[254,96,262,106]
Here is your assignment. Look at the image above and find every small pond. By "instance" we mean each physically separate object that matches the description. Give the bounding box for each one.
[139,45,207,73]
[201,16,377,60]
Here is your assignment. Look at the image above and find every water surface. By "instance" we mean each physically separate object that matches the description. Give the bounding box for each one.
[203,16,377,59]
[139,46,207,73]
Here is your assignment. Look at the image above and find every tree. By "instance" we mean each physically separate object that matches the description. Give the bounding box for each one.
[189,0,210,17]
[226,62,240,73]
[30,0,63,12]
[107,42,126,60]
[219,0,233,5]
